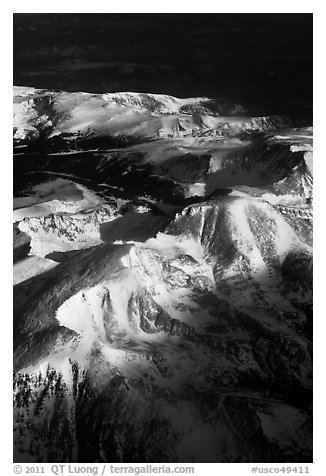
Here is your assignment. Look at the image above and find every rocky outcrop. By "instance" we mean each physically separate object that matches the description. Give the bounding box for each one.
[18,205,118,256]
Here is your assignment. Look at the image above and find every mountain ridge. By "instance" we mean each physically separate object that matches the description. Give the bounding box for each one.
[13,86,313,463]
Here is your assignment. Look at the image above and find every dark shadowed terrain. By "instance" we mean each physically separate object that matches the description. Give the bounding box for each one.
[14,14,312,118]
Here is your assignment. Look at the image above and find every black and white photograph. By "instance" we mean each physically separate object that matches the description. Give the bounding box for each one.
[12,8,314,467]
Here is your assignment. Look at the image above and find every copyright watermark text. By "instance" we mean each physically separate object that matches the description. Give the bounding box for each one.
[13,465,195,475]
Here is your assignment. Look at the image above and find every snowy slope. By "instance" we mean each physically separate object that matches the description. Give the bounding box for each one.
[14,192,312,462]
[14,87,295,146]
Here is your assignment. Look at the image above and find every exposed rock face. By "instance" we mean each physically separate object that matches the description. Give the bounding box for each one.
[13,88,312,463]
[18,205,118,256]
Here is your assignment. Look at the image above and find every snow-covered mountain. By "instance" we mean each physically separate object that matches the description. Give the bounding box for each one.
[13,88,312,463]
[14,86,298,146]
